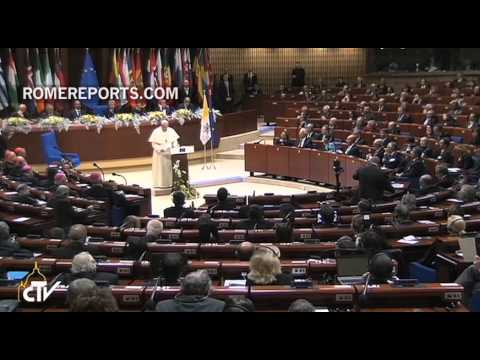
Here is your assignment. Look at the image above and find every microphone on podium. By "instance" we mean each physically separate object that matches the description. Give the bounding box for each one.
[93,163,105,181]
[112,172,128,185]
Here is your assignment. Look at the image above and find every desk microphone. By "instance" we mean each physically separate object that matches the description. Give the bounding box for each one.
[143,276,162,312]
[112,172,127,185]
[93,163,105,181]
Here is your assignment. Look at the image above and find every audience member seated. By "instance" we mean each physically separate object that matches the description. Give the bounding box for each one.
[435,164,455,189]
[119,215,141,231]
[47,185,92,233]
[68,279,119,312]
[236,242,255,261]
[14,184,39,206]
[416,174,438,196]
[49,224,88,259]
[246,245,293,286]
[397,106,412,123]
[419,137,435,159]
[336,235,357,250]
[366,252,395,285]
[297,128,313,149]
[455,258,480,309]
[457,184,477,203]
[317,204,336,228]
[400,192,417,211]
[275,130,294,147]
[59,252,119,285]
[154,252,188,286]
[48,227,66,240]
[288,299,315,312]
[344,135,361,157]
[383,142,406,171]
[399,147,427,187]
[423,110,439,127]
[357,230,389,257]
[223,296,255,312]
[237,205,274,230]
[437,138,454,165]
[83,173,111,201]
[0,221,33,258]
[275,223,293,243]
[198,214,219,243]
[163,191,195,219]
[392,204,413,226]
[447,215,466,236]
[210,187,236,212]
[125,219,163,259]
[155,270,225,312]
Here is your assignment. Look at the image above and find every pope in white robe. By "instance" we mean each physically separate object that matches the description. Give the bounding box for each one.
[148,120,180,190]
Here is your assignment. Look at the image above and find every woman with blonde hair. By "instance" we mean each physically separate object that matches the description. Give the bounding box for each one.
[246,246,292,286]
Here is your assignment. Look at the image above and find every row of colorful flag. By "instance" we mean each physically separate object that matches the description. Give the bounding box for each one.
[0,48,213,113]
[0,48,66,113]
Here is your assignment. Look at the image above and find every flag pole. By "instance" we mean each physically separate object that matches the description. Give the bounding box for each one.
[210,114,216,170]
[202,144,208,170]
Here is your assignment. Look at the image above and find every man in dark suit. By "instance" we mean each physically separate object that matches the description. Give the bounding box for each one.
[69,100,86,121]
[124,219,163,259]
[49,224,89,259]
[437,138,454,165]
[164,191,195,219]
[155,270,225,312]
[0,221,33,258]
[344,135,361,157]
[105,100,118,119]
[297,128,313,149]
[398,147,428,188]
[435,164,455,189]
[178,80,197,105]
[419,137,435,159]
[176,97,196,112]
[217,74,235,113]
[397,106,412,123]
[14,184,39,206]
[41,104,59,118]
[13,104,31,120]
[237,205,274,230]
[291,62,306,88]
[152,99,173,115]
[243,70,258,96]
[210,187,236,212]
[382,142,406,171]
[59,252,119,285]
[353,157,395,202]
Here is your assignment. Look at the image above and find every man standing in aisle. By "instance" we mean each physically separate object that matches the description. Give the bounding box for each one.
[291,61,306,88]
[149,120,180,193]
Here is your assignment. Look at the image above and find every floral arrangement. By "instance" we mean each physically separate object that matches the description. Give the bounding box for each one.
[5,117,32,134]
[78,115,106,134]
[172,160,199,200]
[148,111,168,125]
[39,116,71,132]
[113,113,145,134]
[173,109,198,125]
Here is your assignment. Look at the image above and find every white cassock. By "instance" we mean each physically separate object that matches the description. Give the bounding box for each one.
[148,127,180,189]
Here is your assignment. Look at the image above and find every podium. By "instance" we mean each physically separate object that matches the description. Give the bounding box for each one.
[171,146,195,184]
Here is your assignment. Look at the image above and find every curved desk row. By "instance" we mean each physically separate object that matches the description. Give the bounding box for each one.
[244,143,367,188]
[8,110,258,164]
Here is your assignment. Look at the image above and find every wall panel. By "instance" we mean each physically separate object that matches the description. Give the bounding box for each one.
[209,48,367,95]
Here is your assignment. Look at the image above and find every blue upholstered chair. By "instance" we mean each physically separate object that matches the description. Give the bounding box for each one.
[408,262,438,283]
[41,132,81,167]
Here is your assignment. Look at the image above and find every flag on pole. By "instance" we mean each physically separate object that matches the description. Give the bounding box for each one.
[80,49,100,110]
[33,48,45,113]
[111,49,127,106]
[7,49,19,111]
[174,48,183,86]
[156,48,163,88]
[43,48,53,88]
[134,48,145,107]
[147,48,157,89]
[120,48,130,87]
[0,57,9,111]
[53,48,66,87]
[200,93,212,146]
[163,49,172,88]
[183,48,192,84]
[24,48,37,114]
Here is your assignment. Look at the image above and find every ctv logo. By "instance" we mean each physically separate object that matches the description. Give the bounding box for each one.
[17,262,62,303]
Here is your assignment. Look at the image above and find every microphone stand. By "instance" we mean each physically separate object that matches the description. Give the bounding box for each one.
[112,173,128,185]
[93,163,105,181]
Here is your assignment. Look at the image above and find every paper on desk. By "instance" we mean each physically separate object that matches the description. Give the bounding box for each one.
[125,194,141,199]
[224,280,247,287]
[447,198,463,203]
[448,168,462,173]
[440,283,459,287]
[37,200,47,206]
[418,220,436,225]
[4,192,17,196]
[391,183,405,189]
[397,239,419,245]
[334,285,353,289]
[33,253,42,258]
[14,217,30,223]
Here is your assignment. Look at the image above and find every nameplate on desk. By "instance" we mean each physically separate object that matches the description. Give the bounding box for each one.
[336,294,353,302]
[122,295,141,303]
[292,267,307,275]
[224,280,246,288]
[184,248,197,255]
[440,283,460,287]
